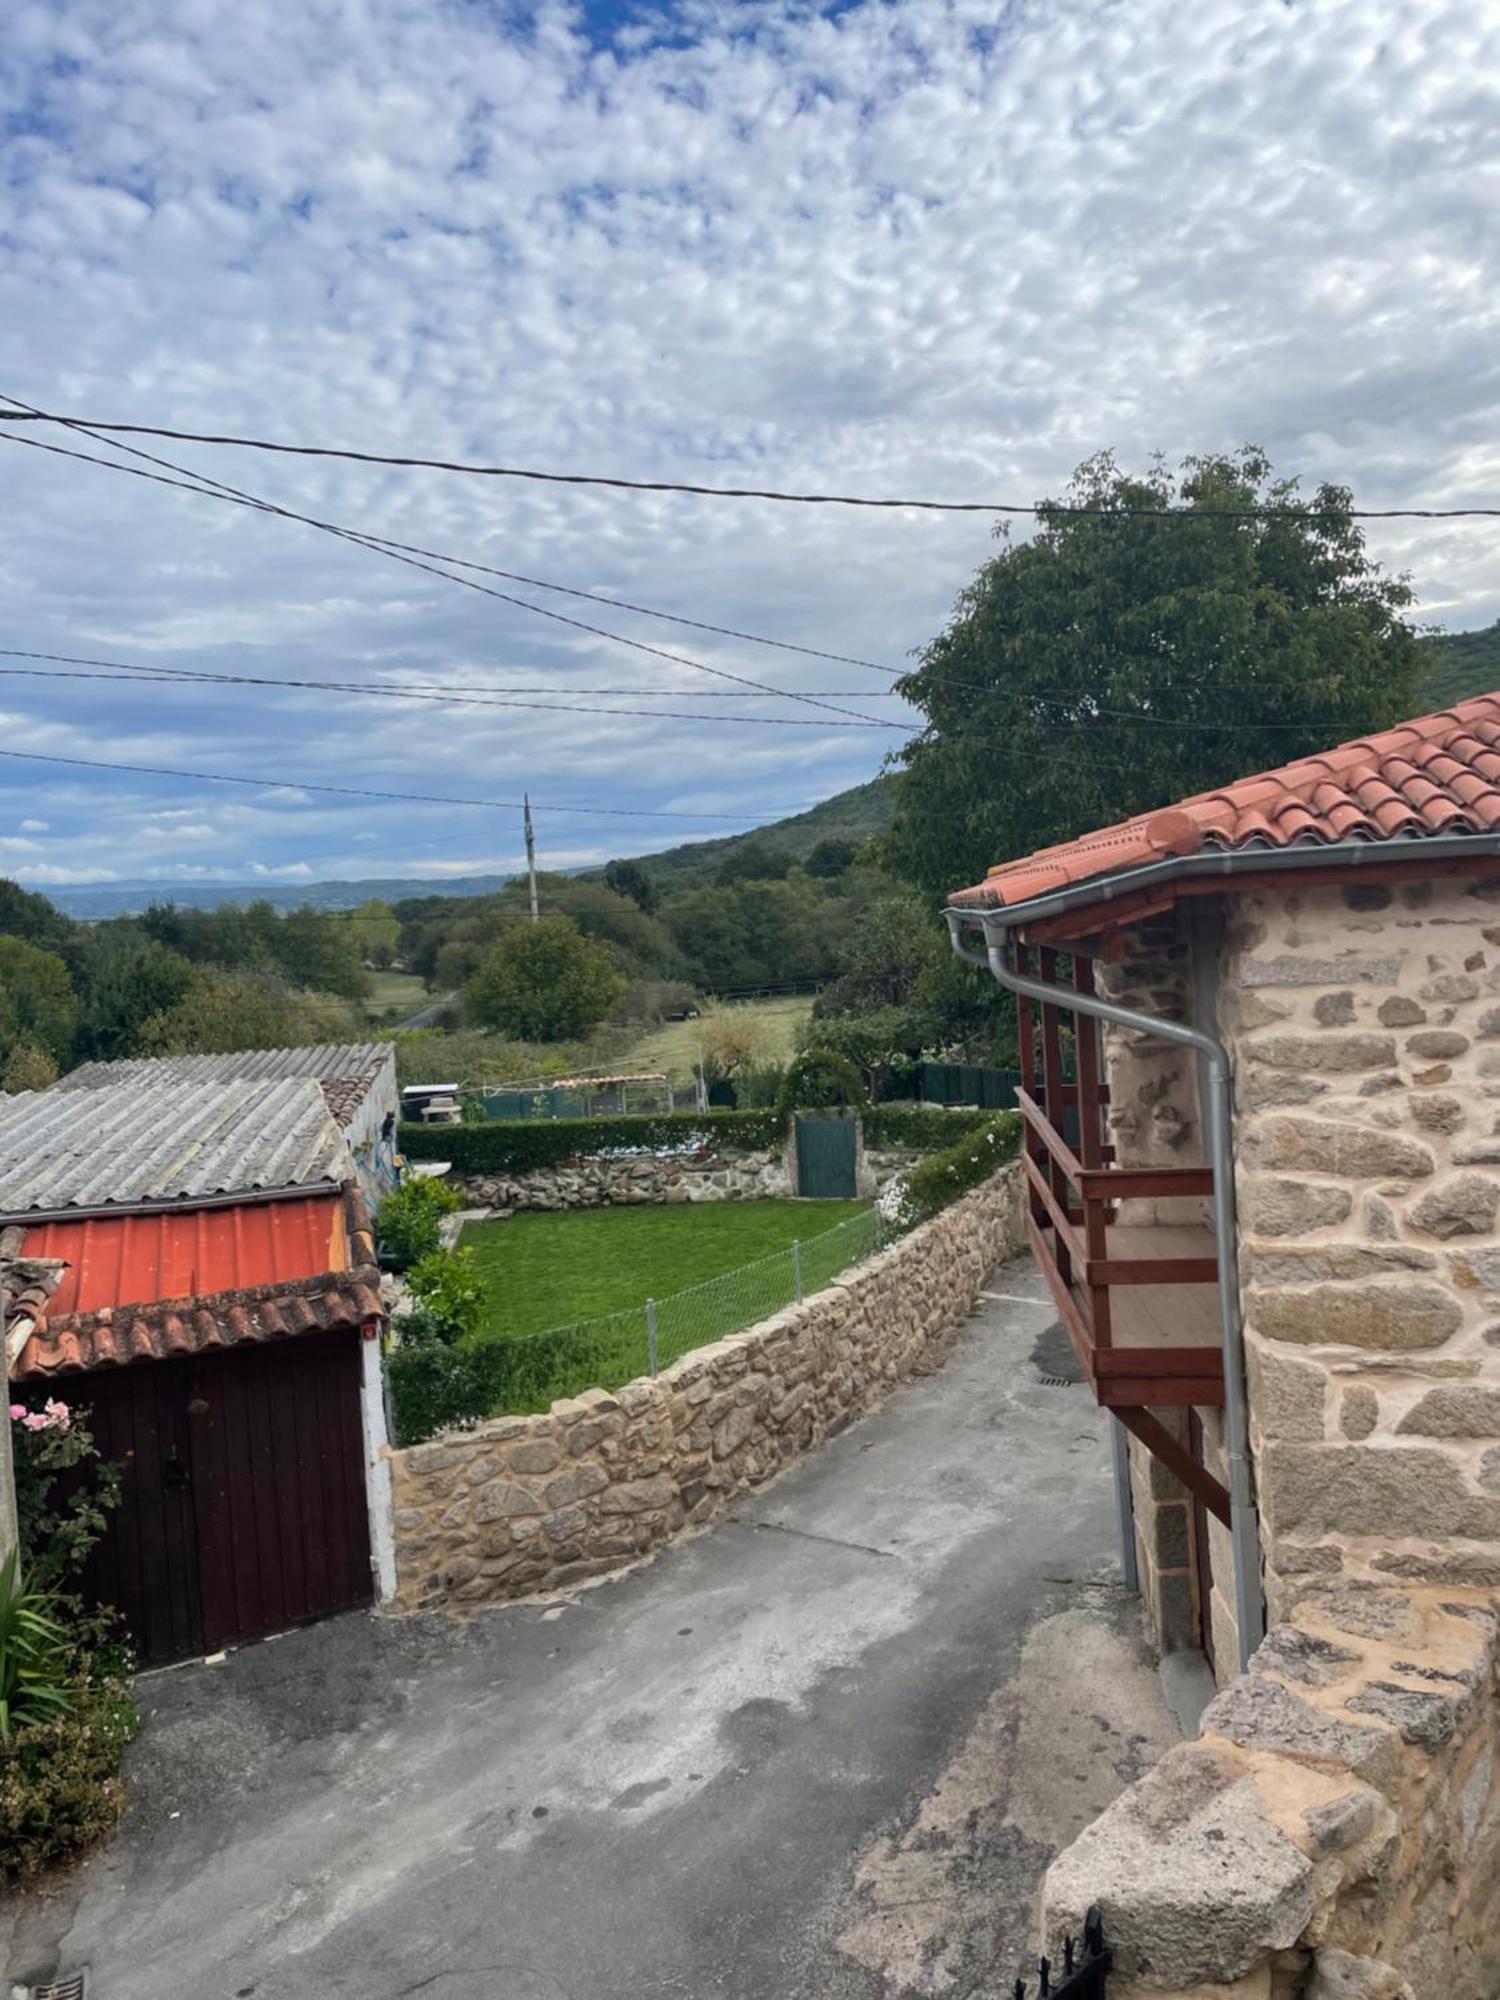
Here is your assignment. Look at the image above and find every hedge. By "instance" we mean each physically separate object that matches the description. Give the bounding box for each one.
[894,1110,1022,1230]
[862,1104,994,1152]
[399,1108,784,1174]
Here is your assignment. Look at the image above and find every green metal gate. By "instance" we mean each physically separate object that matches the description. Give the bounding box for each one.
[794,1112,859,1197]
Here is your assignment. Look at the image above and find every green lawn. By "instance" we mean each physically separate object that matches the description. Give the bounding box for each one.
[455,1197,874,1412]
[364,969,432,1020]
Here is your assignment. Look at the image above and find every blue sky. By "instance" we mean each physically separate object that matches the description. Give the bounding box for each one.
[1,0,1498,890]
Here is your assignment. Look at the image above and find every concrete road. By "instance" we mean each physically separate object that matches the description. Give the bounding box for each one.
[4,1263,1179,2000]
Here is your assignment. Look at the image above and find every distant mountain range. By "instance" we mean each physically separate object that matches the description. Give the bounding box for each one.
[38,627,1500,920]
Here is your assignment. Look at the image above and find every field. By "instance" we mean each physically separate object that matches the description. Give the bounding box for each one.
[456,1198,874,1412]
[620,994,813,1080]
[363,969,431,1021]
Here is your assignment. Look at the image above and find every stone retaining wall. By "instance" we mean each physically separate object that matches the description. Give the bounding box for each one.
[387,1157,1025,1610]
[452,1144,918,1212]
[1044,1580,1500,2000]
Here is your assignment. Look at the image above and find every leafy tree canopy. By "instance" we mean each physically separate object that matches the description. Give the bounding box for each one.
[464,916,625,1042]
[603,858,659,914]
[715,841,791,886]
[0,937,80,1068]
[888,447,1423,901]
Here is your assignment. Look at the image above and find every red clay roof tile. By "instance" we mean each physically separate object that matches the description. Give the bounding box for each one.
[950,692,1500,913]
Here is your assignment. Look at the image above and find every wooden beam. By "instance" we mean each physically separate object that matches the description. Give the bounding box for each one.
[1087,1254,1220,1287]
[1115,1407,1231,1524]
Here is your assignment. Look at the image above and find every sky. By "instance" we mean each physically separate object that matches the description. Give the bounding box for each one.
[1,0,1499,892]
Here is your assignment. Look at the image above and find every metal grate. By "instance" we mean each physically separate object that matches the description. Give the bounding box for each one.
[1013,1907,1109,2000]
[1038,1374,1074,1388]
[26,1977,86,2000]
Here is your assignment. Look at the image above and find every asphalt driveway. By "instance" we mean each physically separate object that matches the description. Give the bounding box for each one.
[3,1259,1179,2000]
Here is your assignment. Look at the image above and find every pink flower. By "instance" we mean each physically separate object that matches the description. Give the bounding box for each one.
[23,1412,49,1431]
[42,1398,71,1432]
[7,1404,24,1422]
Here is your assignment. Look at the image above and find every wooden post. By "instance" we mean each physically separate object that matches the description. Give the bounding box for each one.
[1038,947,1073,1291]
[524,793,540,924]
[0,1255,17,1575]
[1072,952,1113,1355]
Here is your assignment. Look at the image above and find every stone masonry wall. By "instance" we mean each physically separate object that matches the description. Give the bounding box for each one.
[1220,875,1500,1614]
[1044,1580,1500,2000]
[387,1158,1026,1610]
[451,1144,920,1212]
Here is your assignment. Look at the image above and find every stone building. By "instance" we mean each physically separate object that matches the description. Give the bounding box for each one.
[947,694,1500,1998]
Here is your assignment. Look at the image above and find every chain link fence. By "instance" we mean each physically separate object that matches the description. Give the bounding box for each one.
[468,1206,888,1416]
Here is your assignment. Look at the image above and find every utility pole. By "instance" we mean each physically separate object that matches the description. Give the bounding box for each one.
[524,793,539,924]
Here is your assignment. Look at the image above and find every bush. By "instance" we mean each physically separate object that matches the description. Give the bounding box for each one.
[773,1049,868,1118]
[399,1107,784,1174]
[385,1322,632,1445]
[377,1177,461,1270]
[399,1248,486,1345]
[9,1399,122,1597]
[863,1104,994,1152]
[893,1111,1021,1230]
[0,1665,138,1881]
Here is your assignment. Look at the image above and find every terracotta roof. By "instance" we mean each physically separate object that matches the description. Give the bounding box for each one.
[950,693,1500,914]
[1,1223,66,1368]
[10,1185,385,1379]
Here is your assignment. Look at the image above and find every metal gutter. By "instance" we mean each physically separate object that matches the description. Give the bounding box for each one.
[946,904,1266,1673]
[949,827,1500,932]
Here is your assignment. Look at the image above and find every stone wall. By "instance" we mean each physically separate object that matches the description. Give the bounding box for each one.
[452,1144,920,1212]
[1221,876,1500,1615]
[386,1158,1025,1611]
[1044,1580,1500,2000]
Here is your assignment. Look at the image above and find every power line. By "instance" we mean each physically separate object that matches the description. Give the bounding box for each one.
[0,651,899,698]
[0,404,892,726]
[0,745,787,821]
[0,651,902,729]
[4,407,1497,519]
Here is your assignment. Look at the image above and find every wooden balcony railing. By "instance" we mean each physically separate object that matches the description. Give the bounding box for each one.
[1019,1086,1225,1411]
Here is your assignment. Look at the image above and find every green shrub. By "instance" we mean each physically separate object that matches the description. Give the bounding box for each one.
[773,1049,867,1118]
[399,1107,784,1174]
[0,1552,71,1741]
[377,1176,461,1270]
[0,1664,138,1881]
[399,1247,486,1345]
[893,1111,1021,1230]
[9,1398,121,1597]
[863,1104,994,1152]
[385,1321,631,1445]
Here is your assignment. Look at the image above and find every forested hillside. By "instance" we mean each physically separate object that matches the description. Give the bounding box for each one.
[1419,622,1500,709]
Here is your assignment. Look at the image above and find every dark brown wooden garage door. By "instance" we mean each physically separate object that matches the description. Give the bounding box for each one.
[77,1327,373,1665]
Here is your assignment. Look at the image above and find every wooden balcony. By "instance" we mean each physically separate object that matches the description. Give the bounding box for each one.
[1013,942,1231,1526]
[1019,1086,1223,1409]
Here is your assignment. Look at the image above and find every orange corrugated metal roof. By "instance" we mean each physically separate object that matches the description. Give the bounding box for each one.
[949,693,1500,913]
[11,1188,382,1378]
[25,1194,346,1318]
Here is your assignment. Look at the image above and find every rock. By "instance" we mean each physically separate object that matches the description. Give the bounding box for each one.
[473,1479,545,1522]
[1296,1581,1423,1642]
[1243,1033,1396,1074]
[1412,1063,1452,1086]
[1249,1117,1434,1181]
[1410,1094,1465,1134]
[1245,1244,1436,1284]
[1406,1029,1470,1060]
[1359,1072,1403,1096]
[1420,971,1480,1003]
[1477,1005,1500,1038]
[1250,1280,1461,1350]
[1345,1678,1470,1753]
[605,1474,677,1514]
[1479,1447,1500,1493]
[1394,1386,1500,1437]
[508,1440,561,1475]
[1242,955,1402,989]
[1307,1948,1413,2000]
[1377,996,1427,1028]
[1261,1443,1500,1542]
[1341,1386,1379,1439]
[1372,1547,1500,1587]
[1362,1194,1398,1240]
[544,1462,610,1507]
[1242,1178,1352,1237]
[1241,1073,1329,1111]
[1042,1744,1314,1987]
[1314,992,1357,1026]
[1303,1793,1378,1857]
[1245,1343,1329,1441]
[1255,1624,1361,1688]
[713,1403,757,1459]
[1452,1139,1500,1165]
[1408,1173,1500,1239]
[1202,1674,1396,1782]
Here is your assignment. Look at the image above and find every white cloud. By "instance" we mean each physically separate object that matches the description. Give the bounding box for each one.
[0,0,1496,886]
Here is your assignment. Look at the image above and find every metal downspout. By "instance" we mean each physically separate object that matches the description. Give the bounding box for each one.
[947,910,1265,1673]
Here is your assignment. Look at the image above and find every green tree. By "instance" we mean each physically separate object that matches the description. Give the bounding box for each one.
[346,899,401,967]
[74,926,197,1061]
[136,971,360,1056]
[715,842,791,886]
[889,447,1422,900]
[804,838,857,879]
[0,880,76,957]
[603,859,659,914]
[0,1041,58,1092]
[0,938,79,1068]
[271,907,370,1000]
[464,916,624,1041]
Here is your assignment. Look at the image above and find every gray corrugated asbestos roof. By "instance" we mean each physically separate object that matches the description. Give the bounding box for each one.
[0,1077,354,1218]
[51,1041,394,1093]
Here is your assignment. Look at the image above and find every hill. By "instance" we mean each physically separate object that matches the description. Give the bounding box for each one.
[1418,622,1500,711]
[586,774,897,891]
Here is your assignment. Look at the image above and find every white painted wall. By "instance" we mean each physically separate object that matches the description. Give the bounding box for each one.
[359,1328,398,1604]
